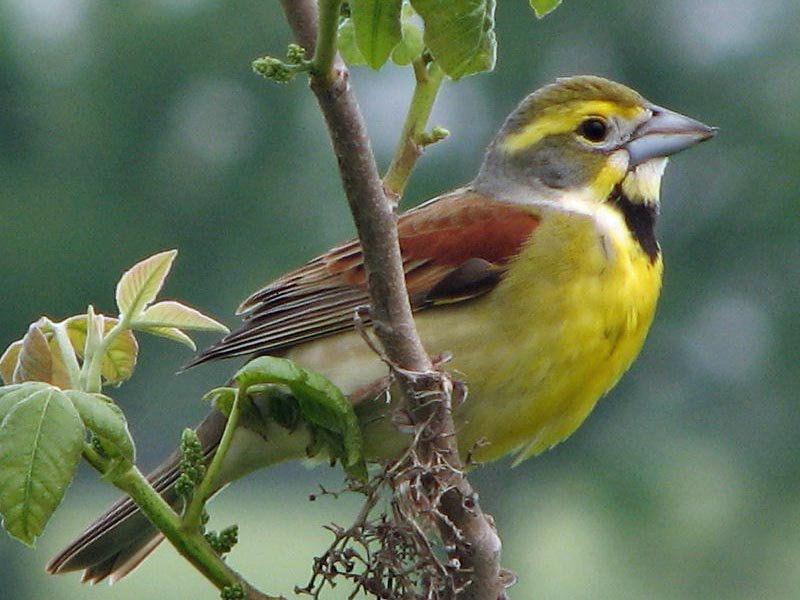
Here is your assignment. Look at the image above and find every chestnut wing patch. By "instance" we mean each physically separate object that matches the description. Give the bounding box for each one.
[189,189,539,367]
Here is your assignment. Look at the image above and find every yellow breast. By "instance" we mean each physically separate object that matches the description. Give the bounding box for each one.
[290,200,663,466]
[415,200,663,463]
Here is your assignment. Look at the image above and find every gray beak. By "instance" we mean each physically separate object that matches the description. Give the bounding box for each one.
[626,105,717,167]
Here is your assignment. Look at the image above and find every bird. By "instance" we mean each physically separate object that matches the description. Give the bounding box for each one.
[47,75,715,583]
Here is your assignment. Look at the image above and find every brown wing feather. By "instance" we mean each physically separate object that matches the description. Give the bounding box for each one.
[188,188,539,367]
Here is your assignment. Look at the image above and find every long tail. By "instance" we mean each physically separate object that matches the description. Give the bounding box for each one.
[46,411,228,583]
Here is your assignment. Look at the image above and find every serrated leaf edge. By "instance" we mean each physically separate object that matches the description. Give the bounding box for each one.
[134,301,229,333]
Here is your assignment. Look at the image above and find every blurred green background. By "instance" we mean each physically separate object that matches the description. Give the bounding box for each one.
[1,1,798,598]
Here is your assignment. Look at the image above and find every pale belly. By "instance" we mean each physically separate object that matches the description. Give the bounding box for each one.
[287,203,663,465]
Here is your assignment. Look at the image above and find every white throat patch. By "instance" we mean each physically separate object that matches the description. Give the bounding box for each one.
[621,157,668,206]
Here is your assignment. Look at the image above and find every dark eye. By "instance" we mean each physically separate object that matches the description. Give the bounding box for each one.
[577,118,608,142]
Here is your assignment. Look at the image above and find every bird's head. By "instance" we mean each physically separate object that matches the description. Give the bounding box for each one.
[474,75,716,208]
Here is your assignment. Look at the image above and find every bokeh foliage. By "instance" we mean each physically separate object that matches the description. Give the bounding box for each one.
[0,0,798,598]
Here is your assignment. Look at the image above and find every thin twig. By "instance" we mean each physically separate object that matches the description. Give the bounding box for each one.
[280,0,429,370]
[183,387,243,531]
[277,2,505,598]
[383,59,446,201]
[114,465,278,600]
[310,0,341,84]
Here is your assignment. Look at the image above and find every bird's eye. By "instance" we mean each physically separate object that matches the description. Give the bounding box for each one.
[577,118,608,143]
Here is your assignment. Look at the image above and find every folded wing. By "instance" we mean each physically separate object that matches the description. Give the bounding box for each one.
[188,188,540,367]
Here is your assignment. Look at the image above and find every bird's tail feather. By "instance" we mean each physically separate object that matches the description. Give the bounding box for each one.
[46,411,228,583]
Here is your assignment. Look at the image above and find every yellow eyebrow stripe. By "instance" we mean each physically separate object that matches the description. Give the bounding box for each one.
[501,100,645,152]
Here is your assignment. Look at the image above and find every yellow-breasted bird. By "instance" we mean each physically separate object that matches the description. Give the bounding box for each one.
[48,76,715,582]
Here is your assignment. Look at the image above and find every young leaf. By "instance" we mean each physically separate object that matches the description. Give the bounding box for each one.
[115,250,178,319]
[137,326,196,350]
[64,315,138,385]
[134,301,229,333]
[64,391,135,463]
[351,0,403,70]
[203,386,237,416]
[14,323,52,384]
[235,357,367,481]
[0,386,84,546]
[391,21,425,66]
[411,0,497,79]
[529,0,562,19]
[337,18,367,66]
[0,341,23,385]
[47,336,77,390]
[98,336,137,386]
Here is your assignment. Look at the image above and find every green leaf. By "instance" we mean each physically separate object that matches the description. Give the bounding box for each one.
[0,341,23,385]
[203,386,237,416]
[411,0,496,79]
[14,323,52,384]
[529,0,562,18]
[64,315,138,385]
[235,357,367,481]
[47,335,76,390]
[235,356,303,391]
[0,383,51,423]
[64,391,135,463]
[0,386,84,545]
[137,326,196,350]
[134,301,229,333]
[391,21,425,66]
[351,0,403,70]
[337,18,367,66]
[2,319,81,388]
[115,250,177,319]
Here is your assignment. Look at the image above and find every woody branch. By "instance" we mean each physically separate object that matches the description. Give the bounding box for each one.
[276,1,505,598]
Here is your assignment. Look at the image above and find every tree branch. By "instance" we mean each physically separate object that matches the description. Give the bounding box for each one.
[283,0,429,368]
[277,1,505,598]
